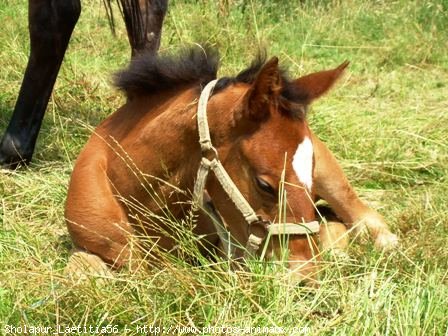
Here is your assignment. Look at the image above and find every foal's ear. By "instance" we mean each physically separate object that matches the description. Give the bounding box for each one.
[244,57,282,121]
[293,61,349,104]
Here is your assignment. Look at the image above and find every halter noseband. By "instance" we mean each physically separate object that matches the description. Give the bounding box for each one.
[193,79,319,258]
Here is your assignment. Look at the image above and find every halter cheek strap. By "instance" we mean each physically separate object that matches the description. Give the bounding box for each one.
[193,79,319,259]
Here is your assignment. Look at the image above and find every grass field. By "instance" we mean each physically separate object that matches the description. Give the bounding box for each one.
[1,0,447,335]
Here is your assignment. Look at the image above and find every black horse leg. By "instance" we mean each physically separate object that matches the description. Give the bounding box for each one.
[0,0,81,168]
[120,0,168,56]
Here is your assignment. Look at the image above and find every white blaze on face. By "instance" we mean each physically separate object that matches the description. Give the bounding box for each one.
[292,136,313,191]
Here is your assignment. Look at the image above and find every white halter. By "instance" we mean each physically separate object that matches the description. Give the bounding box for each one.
[193,80,320,258]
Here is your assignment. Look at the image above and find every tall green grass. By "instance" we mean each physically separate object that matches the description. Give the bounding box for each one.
[1,0,447,334]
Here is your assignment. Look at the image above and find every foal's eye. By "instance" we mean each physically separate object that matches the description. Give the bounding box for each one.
[255,177,276,196]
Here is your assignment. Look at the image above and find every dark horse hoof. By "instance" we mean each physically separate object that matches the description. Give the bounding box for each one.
[0,134,31,169]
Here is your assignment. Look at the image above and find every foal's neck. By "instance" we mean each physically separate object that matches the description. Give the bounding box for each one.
[143,87,203,191]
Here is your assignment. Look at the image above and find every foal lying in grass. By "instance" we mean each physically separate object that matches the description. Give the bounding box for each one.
[65,47,398,282]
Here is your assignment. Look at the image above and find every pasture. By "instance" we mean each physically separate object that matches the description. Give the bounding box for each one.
[0,0,447,334]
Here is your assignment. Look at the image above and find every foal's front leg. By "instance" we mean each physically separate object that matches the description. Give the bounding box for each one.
[311,131,399,250]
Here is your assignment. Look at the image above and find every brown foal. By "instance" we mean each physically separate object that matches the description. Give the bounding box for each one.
[65,47,397,281]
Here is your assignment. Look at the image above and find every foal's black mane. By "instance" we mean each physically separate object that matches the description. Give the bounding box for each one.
[114,46,219,94]
[115,46,307,119]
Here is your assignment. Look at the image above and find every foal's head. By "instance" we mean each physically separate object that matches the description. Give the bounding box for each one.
[204,56,348,281]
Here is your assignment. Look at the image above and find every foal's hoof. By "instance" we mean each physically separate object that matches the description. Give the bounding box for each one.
[65,250,112,284]
[354,211,399,251]
[374,232,399,251]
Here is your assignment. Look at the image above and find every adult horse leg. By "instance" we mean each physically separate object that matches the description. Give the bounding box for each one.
[119,0,168,56]
[311,131,399,250]
[0,0,81,168]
